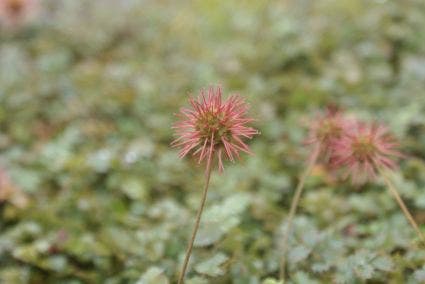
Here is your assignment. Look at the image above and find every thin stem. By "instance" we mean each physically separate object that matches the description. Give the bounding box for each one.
[177,158,213,284]
[380,169,425,244]
[279,143,321,280]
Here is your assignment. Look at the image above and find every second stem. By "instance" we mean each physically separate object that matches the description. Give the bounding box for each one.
[380,169,425,244]
[280,143,321,280]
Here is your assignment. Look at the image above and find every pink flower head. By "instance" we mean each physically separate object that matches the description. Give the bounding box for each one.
[0,0,38,29]
[171,86,259,173]
[331,121,402,184]
[305,106,351,160]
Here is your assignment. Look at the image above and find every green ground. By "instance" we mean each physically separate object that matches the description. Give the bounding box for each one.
[1,0,425,283]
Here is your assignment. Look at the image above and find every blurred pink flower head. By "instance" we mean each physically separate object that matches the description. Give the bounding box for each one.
[331,121,401,184]
[0,0,38,28]
[305,106,351,159]
[171,86,259,173]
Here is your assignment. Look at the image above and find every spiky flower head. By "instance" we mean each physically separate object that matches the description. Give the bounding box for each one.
[330,121,401,184]
[0,0,38,28]
[305,106,351,160]
[171,86,259,173]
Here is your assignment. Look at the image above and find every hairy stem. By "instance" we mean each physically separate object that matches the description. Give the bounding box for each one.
[380,169,425,244]
[280,143,321,280]
[177,159,213,284]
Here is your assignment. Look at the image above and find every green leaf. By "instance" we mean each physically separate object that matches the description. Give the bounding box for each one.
[194,253,229,277]
[136,267,169,284]
[121,178,147,200]
[355,263,374,280]
[414,266,425,282]
[195,193,250,246]
[262,278,284,284]
[312,262,331,273]
[372,256,394,272]
[288,245,311,264]
[187,276,209,284]
[293,271,320,284]
[42,256,68,272]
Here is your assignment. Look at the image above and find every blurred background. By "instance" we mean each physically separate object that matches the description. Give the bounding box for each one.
[1,0,425,283]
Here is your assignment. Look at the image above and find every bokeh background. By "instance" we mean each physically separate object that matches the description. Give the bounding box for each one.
[1,0,425,283]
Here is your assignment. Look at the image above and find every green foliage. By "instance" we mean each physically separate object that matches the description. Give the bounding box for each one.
[195,193,250,247]
[194,253,229,277]
[262,278,283,284]
[136,267,169,284]
[1,0,425,283]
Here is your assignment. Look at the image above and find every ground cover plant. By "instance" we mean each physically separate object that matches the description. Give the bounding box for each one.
[1,0,425,283]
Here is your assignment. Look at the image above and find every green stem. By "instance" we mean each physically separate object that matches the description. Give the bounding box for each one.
[380,169,425,244]
[177,161,213,284]
[279,143,321,281]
